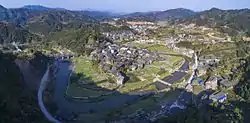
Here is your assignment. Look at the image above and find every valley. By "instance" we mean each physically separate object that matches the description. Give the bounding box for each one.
[0,3,250,123]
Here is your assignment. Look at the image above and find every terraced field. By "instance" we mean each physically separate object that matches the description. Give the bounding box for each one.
[67,53,184,97]
[62,45,188,122]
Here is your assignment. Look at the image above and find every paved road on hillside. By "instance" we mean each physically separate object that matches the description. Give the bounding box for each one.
[38,67,61,123]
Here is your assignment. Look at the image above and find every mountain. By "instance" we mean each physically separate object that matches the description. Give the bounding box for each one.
[0,5,98,36]
[120,8,196,21]
[178,8,250,36]
[46,26,102,55]
[0,5,12,21]
[80,10,119,20]
[0,22,41,44]
[2,4,250,43]
[159,8,196,19]
[22,5,66,11]
[22,5,52,11]
[24,10,97,36]
[0,5,98,25]
[21,5,120,20]
[0,5,7,12]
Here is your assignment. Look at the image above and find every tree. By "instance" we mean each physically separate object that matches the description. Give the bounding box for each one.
[46,27,102,55]
[0,52,48,123]
[154,103,243,123]
[235,56,250,100]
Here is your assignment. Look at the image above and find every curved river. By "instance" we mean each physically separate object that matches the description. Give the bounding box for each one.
[155,60,189,90]
[53,57,192,119]
[54,61,140,117]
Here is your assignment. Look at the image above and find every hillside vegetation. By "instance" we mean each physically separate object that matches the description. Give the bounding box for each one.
[120,8,195,22]
[0,22,41,44]
[0,52,49,123]
[177,8,250,36]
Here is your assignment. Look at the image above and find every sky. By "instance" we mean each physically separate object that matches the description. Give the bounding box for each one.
[0,0,250,13]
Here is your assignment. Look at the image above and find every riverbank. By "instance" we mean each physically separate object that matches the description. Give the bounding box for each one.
[38,66,61,123]
[39,51,194,122]
[53,61,143,116]
[50,59,189,122]
[66,54,184,98]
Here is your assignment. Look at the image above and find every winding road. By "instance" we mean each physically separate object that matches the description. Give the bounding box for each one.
[38,66,61,123]
[187,53,198,84]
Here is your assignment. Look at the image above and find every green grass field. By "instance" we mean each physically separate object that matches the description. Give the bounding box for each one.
[72,56,108,82]
[66,83,104,97]
[131,43,179,54]
[67,44,185,97]
[146,44,175,53]
[118,55,183,93]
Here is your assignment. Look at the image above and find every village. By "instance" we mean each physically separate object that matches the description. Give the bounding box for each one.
[90,40,160,85]
[6,18,241,106]
[3,18,243,122]
[78,18,244,110]
[1,2,250,123]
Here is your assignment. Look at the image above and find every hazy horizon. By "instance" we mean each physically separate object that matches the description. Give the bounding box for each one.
[0,0,250,13]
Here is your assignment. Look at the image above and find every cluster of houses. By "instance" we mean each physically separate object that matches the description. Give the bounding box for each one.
[196,54,221,76]
[102,30,137,42]
[190,75,233,103]
[91,40,160,85]
[127,24,158,34]
[125,21,158,34]
[101,20,159,43]
[188,54,240,103]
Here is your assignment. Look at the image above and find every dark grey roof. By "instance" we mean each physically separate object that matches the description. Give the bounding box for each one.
[222,75,231,80]
[207,76,217,82]
[219,79,238,88]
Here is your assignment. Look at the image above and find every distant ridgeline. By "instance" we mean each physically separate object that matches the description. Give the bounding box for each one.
[0,5,100,45]
[0,4,124,52]
[176,8,250,36]
[1,4,250,45]
[119,8,250,36]
[0,22,41,44]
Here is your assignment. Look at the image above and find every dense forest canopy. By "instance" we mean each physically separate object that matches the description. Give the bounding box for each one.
[0,52,49,123]
[154,104,243,123]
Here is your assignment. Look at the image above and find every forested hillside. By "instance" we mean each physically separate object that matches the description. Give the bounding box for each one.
[0,52,49,123]
[120,8,195,21]
[155,104,243,123]
[24,10,97,36]
[46,27,102,55]
[0,22,41,44]
[118,7,250,36]
[235,56,250,100]
[0,5,103,45]
[177,8,250,36]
